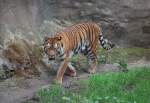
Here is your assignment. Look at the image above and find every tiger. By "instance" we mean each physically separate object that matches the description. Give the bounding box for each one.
[44,22,115,84]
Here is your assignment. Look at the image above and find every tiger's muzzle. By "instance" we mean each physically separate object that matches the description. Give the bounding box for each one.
[45,48,56,61]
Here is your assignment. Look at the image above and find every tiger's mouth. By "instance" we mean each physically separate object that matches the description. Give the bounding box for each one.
[48,55,56,61]
[49,58,55,61]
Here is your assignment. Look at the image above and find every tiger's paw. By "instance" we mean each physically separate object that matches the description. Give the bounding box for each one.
[65,67,77,77]
[87,69,96,74]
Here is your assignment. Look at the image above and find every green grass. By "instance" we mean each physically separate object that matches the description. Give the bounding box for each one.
[97,47,150,63]
[38,66,150,103]
[71,48,150,71]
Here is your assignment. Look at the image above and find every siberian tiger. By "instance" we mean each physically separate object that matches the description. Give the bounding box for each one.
[44,22,115,84]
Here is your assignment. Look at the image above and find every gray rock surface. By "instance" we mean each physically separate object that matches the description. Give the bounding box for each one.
[0,0,150,47]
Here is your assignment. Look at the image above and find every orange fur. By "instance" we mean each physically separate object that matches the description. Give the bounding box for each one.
[44,22,114,84]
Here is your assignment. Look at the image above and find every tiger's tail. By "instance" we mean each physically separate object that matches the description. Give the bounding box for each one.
[99,33,115,50]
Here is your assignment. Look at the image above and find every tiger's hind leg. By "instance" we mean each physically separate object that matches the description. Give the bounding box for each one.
[65,62,76,77]
[87,53,97,74]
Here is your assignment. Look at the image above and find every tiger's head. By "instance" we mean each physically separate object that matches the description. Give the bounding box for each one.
[44,35,64,61]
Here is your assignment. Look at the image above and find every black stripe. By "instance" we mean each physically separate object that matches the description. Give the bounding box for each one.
[60,58,65,61]
[99,33,106,48]
[59,53,64,57]
[71,28,78,52]
[78,24,86,42]
[87,24,92,42]
[88,56,96,60]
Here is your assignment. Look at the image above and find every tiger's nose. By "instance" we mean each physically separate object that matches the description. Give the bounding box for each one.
[48,50,55,55]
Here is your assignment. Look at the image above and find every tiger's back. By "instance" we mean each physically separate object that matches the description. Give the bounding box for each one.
[56,22,101,55]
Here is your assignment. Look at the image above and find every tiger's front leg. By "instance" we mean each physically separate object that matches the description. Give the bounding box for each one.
[54,57,70,84]
[65,62,76,77]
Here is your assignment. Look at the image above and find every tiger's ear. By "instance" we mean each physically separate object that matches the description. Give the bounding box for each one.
[56,36,62,41]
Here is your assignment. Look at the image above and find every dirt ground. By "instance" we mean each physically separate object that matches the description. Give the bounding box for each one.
[0,60,150,103]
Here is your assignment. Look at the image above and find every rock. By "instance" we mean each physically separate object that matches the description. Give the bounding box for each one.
[0,49,14,80]
[0,0,150,47]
